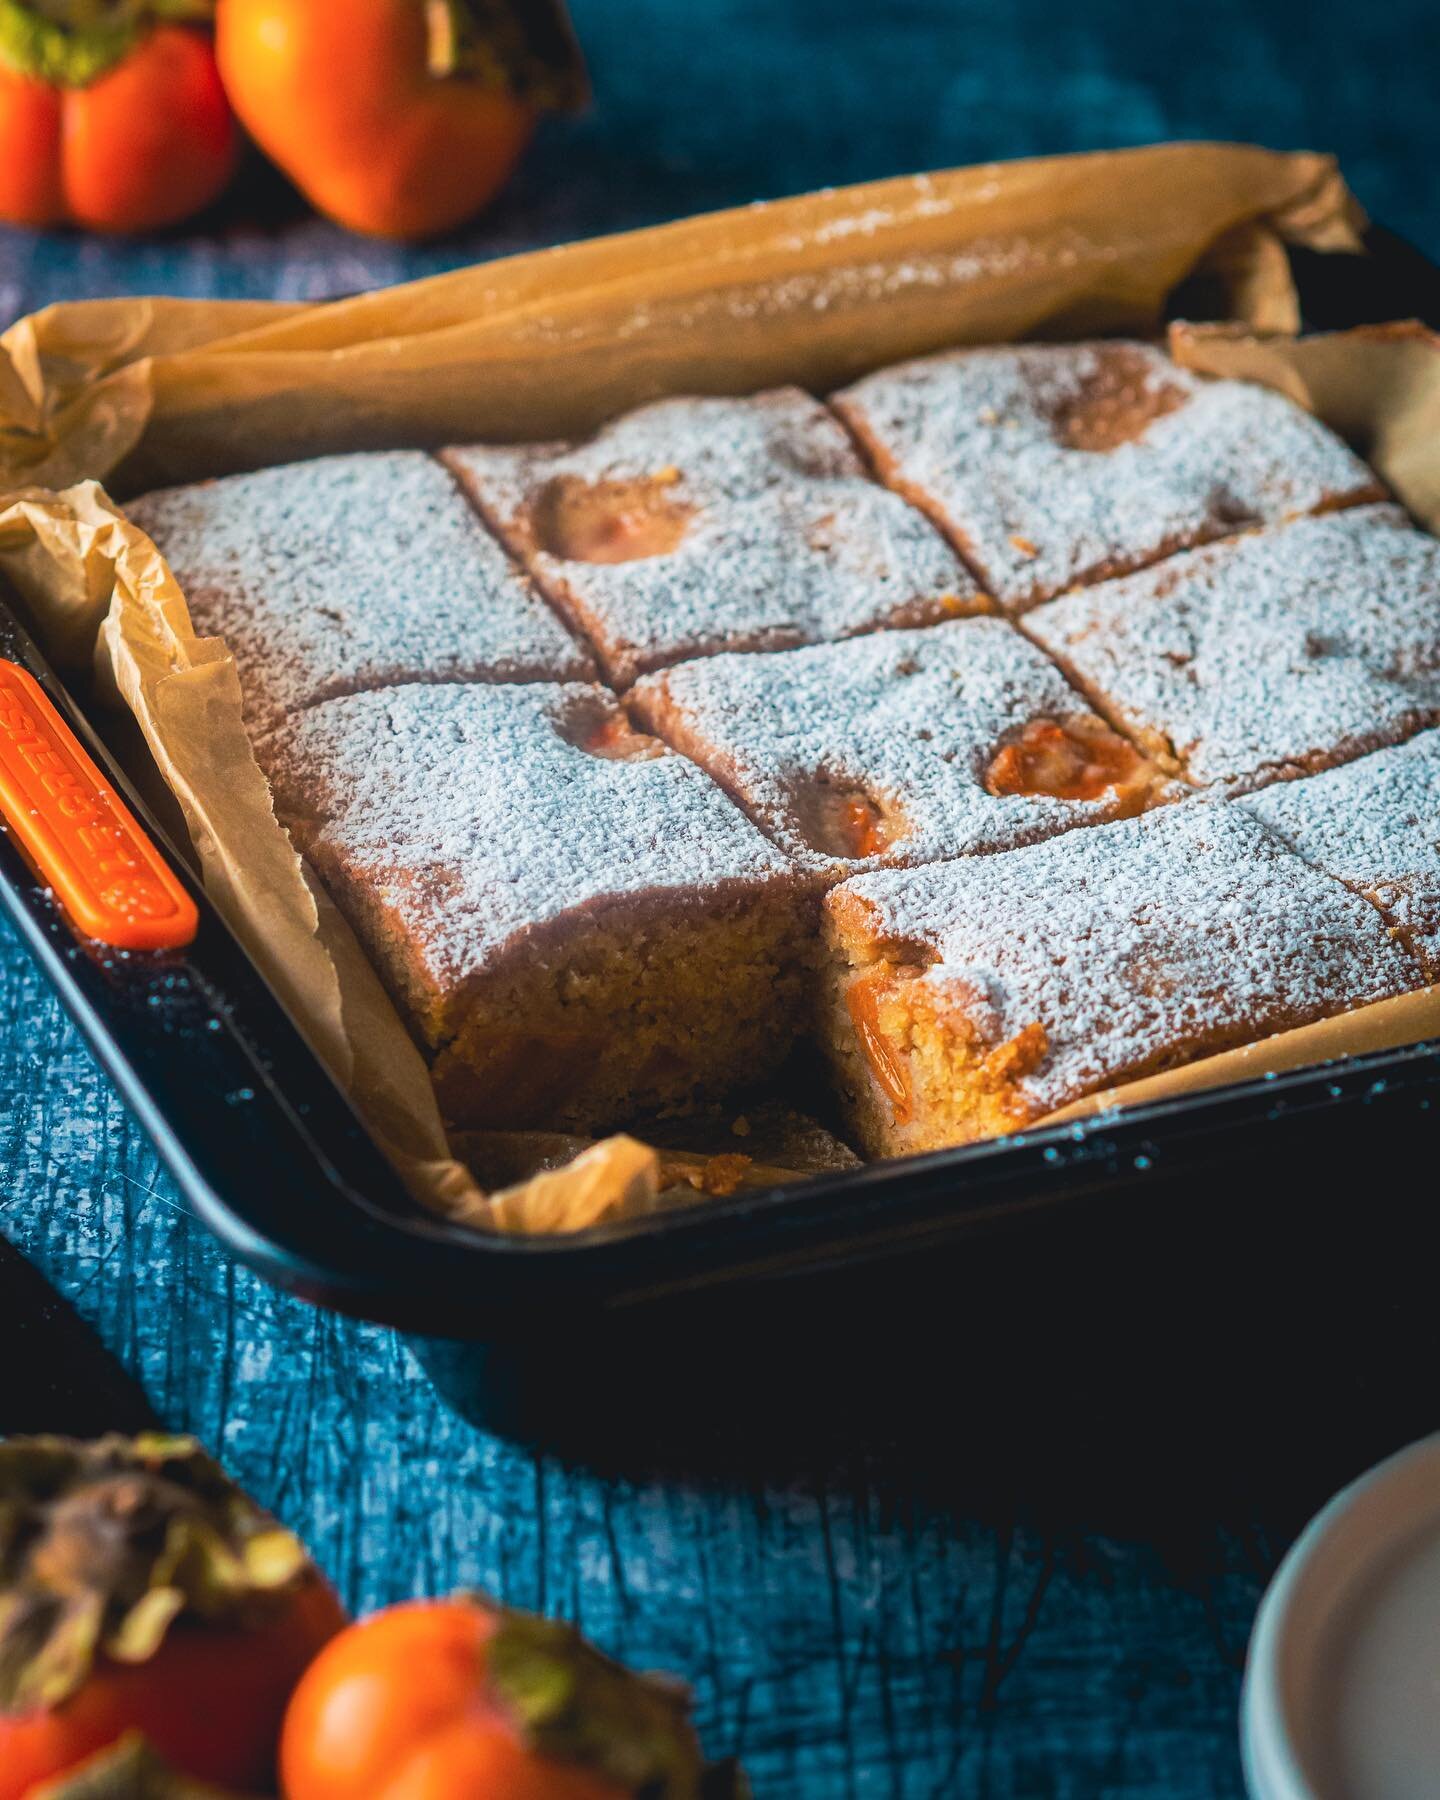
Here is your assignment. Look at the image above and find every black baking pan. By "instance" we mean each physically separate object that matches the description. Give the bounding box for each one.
[3,226,1439,1444]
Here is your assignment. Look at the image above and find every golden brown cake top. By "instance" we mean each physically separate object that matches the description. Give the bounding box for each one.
[1027,505,1440,792]
[631,618,1170,874]
[443,388,980,686]
[827,803,1421,1119]
[1242,729,1440,981]
[262,680,801,1022]
[832,340,1383,609]
[129,452,592,736]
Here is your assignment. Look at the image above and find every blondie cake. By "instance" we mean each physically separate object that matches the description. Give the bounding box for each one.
[1243,730,1440,981]
[260,680,809,1130]
[441,388,981,686]
[832,341,1383,610]
[131,343,1440,1165]
[1026,506,1440,793]
[821,805,1422,1158]
[630,618,1171,875]
[130,452,592,736]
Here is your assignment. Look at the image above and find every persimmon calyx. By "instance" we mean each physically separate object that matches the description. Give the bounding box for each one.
[480,1598,750,1796]
[0,0,212,86]
[422,0,589,108]
[0,1434,312,1717]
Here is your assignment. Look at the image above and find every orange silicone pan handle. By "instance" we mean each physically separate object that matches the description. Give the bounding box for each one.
[0,659,198,952]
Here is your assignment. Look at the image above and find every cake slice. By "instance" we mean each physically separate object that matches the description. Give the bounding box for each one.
[129,452,592,737]
[260,681,810,1131]
[831,340,1383,610]
[821,804,1422,1158]
[630,618,1171,876]
[1242,731,1440,980]
[1025,506,1440,794]
[441,388,981,687]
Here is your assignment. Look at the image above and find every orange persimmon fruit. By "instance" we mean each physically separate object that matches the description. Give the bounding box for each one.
[0,1435,345,1796]
[0,6,236,234]
[280,1595,742,1799]
[215,0,570,240]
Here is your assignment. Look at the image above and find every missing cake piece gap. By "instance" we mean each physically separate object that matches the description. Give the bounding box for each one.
[428,886,810,1132]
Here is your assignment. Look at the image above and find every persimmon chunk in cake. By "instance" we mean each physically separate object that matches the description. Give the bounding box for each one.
[441,387,981,687]
[630,618,1172,876]
[831,341,1382,611]
[129,452,592,736]
[1026,506,1440,794]
[1242,730,1440,981]
[260,681,809,1132]
[821,805,1422,1158]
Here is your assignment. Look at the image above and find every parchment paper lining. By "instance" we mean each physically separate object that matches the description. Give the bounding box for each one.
[2,144,1436,1234]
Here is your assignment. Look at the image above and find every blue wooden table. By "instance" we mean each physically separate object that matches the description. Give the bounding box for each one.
[5,3,1439,1792]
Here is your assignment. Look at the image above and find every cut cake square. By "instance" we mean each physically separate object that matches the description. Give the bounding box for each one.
[129,451,592,737]
[442,387,982,687]
[631,617,1172,875]
[1025,506,1440,794]
[261,680,810,1131]
[1242,730,1440,981]
[821,803,1422,1158]
[831,340,1383,610]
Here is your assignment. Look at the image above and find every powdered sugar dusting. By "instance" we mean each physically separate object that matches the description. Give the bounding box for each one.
[715,243,1043,319]
[833,803,1420,1116]
[261,682,798,1015]
[832,341,1382,608]
[771,184,961,252]
[1027,506,1440,791]
[633,618,1168,873]
[129,452,592,735]
[1243,730,1440,979]
[444,388,979,686]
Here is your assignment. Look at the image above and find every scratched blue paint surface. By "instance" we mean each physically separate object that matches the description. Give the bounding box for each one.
[4,3,1440,1792]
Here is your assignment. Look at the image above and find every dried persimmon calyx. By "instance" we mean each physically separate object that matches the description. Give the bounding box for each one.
[0,1434,313,1716]
[422,0,590,106]
[479,1596,751,1795]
